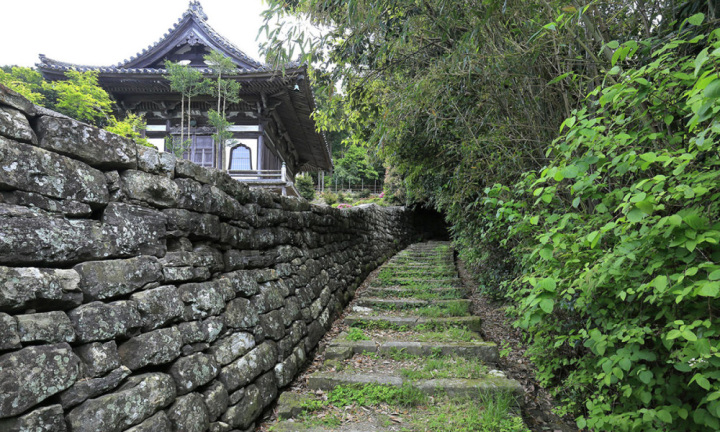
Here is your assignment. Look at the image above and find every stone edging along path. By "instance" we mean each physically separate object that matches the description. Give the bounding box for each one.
[261,241,529,431]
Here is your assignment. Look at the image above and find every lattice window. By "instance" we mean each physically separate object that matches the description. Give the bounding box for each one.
[229,144,252,170]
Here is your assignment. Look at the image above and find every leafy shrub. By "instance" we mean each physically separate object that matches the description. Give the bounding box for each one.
[322,192,337,205]
[346,327,370,341]
[358,189,372,198]
[337,191,346,202]
[295,173,315,201]
[482,24,720,431]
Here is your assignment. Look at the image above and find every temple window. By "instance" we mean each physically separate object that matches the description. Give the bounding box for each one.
[229,144,252,170]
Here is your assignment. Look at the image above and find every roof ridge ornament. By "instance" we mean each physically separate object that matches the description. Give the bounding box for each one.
[188,1,208,21]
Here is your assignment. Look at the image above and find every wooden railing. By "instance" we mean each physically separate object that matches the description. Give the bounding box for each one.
[227,163,296,196]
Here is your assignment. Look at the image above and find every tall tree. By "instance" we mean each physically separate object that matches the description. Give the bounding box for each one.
[164,61,205,156]
[204,50,242,168]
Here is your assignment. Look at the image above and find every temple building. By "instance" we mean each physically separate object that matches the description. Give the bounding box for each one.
[37,1,331,196]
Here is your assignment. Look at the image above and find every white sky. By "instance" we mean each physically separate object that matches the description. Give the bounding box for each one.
[0,0,270,67]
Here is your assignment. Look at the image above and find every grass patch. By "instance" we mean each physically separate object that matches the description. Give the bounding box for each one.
[411,393,529,432]
[398,355,489,380]
[345,327,370,341]
[350,319,410,331]
[415,326,478,342]
[370,288,465,300]
[322,383,428,408]
[415,301,470,318]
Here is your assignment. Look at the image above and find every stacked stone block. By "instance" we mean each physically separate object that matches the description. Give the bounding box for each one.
[0,84,427,432]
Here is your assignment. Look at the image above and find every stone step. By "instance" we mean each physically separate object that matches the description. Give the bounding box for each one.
[371,278,463,287]
[344,315,482,332]
[326,337,498,363]
[355,298,472,309]
[381,269,458,276]
[364,286,469,298]
[307,371,523,402]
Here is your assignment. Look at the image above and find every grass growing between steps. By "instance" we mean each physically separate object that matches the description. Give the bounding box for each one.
[280,385,528,432]
[415,300,470,317]
[397,354,489,380]
[370,288,466,300]
[410,393,529,432]
[345,327,370,341]
[330,351,490,380]
[414,326,478,342]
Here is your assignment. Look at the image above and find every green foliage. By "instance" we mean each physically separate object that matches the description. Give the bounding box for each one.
[46,70,113,125]
[415,301,470,318]
[334,143,379,186]
[327,383,426,407]
[164,61,205,145]
[1,67,150,146]
[295,173,315,201]
[345,327,370,341]
[322,191,337,205]
[106,113,152,147]
[399,355,488,380]
[490,27,720,431]
[0,67,46,104]
[415,393,529,432]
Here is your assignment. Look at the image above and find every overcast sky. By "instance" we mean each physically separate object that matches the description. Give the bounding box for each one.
[1,0,270,67]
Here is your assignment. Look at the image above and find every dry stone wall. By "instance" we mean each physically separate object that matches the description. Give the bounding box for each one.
[0,85,433,432]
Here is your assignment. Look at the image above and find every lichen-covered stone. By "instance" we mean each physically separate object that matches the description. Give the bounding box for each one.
[279,296,302,327]
[222,384,261,429]
[35,115,137,169]
[164,208,220,240]
[207,331,255,366]
[223,297,258,330]
[124,411,172,432]
[169,353,219,394]
[66,373,176,432]
[218,270,259,297]
[0,190,92,218]
[162,266,210,283]
[121,170,180,208]
[102,203,167,258]
[166,392,210,432]
[0,343,81,417]
[0,106,36,144]
[74,256,162,301]
[255,371,278,408]
[175,159,218,185]
[0,137,109,206]
[178,281,225,320]
[59,366,131,409]
[251,281,286,313]
[137,145,175,178]
[16,311,75,343]
[0,204,111,265]
[0,313,20,350]
[219,341,277,391]
[178,317,224,344]
[0,83,36,115]
[131,285,185,331]
[118,327,183,370]
[219,223,252,248]
[73,341,121,377]
[0,404,66,432]
[224,249,272,271]
[275,346,305,387]
[255,310,285,341]
[202,381,229,422]
[68,301,142,343]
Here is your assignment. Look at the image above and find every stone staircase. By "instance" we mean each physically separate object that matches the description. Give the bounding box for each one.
[266,241,528,431]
